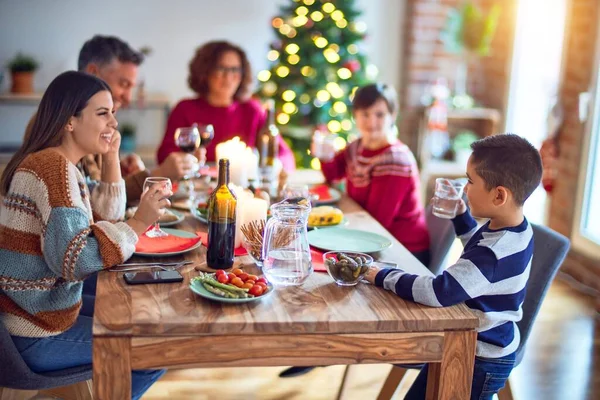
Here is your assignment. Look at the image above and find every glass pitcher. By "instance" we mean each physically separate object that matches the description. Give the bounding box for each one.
[262,197,312,286]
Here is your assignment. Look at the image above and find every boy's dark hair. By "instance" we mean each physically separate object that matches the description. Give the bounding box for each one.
[352,83,398,115]
[470,134,542,206]
[78,35,144,71]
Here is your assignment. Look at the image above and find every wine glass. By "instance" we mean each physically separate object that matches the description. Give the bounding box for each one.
[174,126,201,194]
[198,124,215,163]
[143,177,172,238]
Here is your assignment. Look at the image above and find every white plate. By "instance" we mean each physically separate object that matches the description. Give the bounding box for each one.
[190,206,208,223]
[134,228,202,257]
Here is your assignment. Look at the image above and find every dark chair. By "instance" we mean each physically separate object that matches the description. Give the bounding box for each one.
[424,204,457,275]
[0,320,92,399]
[373,223,570,400]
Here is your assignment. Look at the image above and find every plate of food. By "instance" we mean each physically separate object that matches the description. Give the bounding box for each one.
[309,184,342,206]
[191,202,209,223]
[307,228,393,253]
[125,207,185,227]
[190,270,273,303]
[307,206,348,229]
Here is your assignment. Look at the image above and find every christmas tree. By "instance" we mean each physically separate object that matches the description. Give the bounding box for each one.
[256,0,375,168]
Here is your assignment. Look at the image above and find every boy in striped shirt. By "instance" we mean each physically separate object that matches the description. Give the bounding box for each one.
[365,134,543,399]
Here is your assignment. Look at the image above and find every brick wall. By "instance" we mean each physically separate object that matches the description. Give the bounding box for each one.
[398,0,517,151]
[548,0,600,293]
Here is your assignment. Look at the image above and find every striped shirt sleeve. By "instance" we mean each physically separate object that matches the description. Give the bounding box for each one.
[452,211,479,247]
[374,245,499,307]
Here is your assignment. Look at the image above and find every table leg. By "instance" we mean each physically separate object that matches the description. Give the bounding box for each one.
[426,330,477,400]
[93,337,131,399]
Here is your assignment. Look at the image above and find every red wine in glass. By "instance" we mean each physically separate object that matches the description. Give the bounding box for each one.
[199,124,215,150]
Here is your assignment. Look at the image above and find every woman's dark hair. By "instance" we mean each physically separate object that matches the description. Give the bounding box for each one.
[188,40,252,101]
[1,71,110,195]
[352,83,398,115]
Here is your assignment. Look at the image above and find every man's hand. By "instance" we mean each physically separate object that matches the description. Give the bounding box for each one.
[120,153,145,177]
[363,265,381,284]
[151,152,198,181]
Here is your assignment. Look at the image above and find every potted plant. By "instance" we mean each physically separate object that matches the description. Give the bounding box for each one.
[452,130,479,166]
[441,2,500,109]
[7,52,40,94]
[120,122,136,153]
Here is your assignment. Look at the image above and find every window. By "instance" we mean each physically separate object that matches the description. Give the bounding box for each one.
[573,59,600,258]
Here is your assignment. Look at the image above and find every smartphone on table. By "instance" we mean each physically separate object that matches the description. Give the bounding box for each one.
[123,270,184,285]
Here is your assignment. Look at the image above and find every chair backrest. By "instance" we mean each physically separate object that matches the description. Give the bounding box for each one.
[425,205,456,275]
[0,319,92,390]
[514,223,570,365]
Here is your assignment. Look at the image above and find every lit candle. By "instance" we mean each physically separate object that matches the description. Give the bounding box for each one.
[243,198,268,226]
[230,185,254,248]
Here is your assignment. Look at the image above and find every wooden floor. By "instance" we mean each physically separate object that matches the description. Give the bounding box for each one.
[142,277,599,400]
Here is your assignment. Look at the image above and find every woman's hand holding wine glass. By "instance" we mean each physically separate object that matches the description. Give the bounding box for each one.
[127,177,173,238]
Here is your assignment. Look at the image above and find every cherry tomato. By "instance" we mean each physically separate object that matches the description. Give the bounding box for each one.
[247,274,259,281]
[242,282,254,289]
[217,274,229,284]
[249,285,264,296]
[227,273,236,281]
[230,277,244,288]
[232,268,244,276]
[215,269,226,277]
[245,280,256,286]
[256,277,268,285]
[254,282,267,290]
[237,273,249,282]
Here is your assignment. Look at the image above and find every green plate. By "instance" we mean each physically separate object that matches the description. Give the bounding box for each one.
[189,276,274,304]
[159,209,185,227]
[308,228,393,253]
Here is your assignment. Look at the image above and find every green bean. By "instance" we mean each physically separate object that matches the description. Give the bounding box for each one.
[202,282,238,298]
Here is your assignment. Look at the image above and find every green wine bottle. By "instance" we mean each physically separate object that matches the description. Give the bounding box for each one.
[207,159,237,269]
[257,99,279,168]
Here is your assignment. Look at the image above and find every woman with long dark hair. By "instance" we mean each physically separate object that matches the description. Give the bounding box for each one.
[0,71,166,399]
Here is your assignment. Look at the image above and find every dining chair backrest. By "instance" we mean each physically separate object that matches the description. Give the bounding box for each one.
[425,205,456,275]
[514,223,570,366]
[0,319,91,390]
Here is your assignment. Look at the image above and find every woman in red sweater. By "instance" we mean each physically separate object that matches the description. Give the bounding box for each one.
[320,83,430,265]
[157,41,295,171]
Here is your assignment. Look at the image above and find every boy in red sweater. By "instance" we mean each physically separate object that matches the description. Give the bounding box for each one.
[279,83,430,378]
[320,83,430,264]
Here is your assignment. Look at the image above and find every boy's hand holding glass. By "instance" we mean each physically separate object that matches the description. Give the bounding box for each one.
[431,178,466,219]
[311,130,337,161]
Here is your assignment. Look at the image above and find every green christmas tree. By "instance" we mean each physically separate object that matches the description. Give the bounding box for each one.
[257,0,375,168]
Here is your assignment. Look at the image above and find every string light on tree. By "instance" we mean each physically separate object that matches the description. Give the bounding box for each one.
[257,0,373,167]
[322,2,335,13]
[282,90,296,101]
[257,70,271,82]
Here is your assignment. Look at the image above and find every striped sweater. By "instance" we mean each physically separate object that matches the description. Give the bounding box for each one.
[375,212,533,358]
[0,149,137,337]
[321,139,429,252]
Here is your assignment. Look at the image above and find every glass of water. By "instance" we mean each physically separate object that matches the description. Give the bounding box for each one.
[432,178,465,219]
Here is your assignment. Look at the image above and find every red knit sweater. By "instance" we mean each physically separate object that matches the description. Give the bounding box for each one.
[321,139,430,253]
[157,97,295,171]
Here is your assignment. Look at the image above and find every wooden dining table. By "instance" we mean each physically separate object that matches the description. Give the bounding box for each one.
[92,192,478,400]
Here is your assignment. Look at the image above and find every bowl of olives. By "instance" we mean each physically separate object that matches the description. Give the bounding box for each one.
[323,251,373,286]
